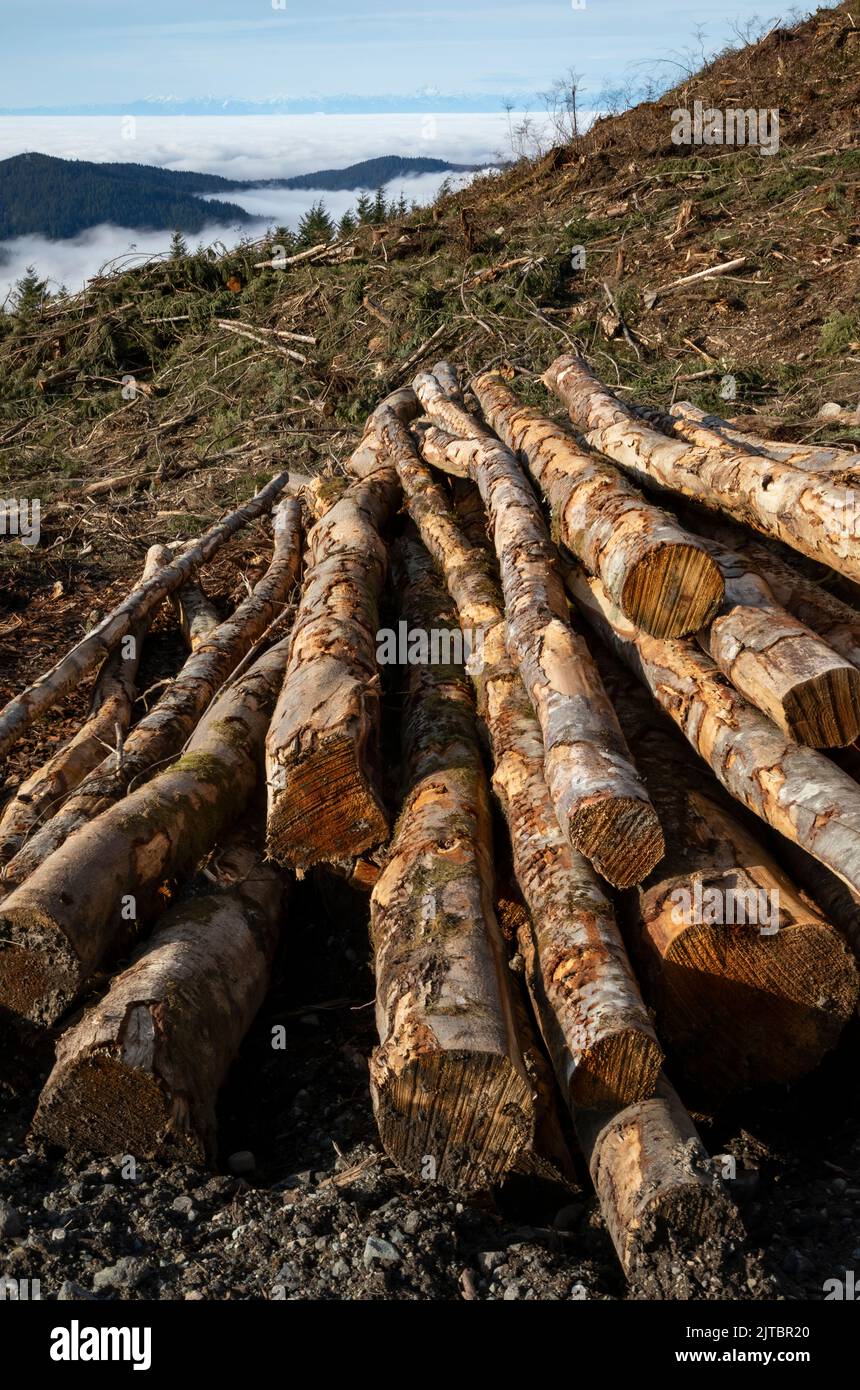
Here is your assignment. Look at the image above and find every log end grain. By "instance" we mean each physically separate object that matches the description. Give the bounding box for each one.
[369,1045,534,1190]
[266,731,390,872]
[569,794,665,889]
[0,905,83,1029]
[781,662,860,748]
[33,1050,206,1162]
[574,1028,664,1111]
[621,540,725,640]
[656,916,859,1096]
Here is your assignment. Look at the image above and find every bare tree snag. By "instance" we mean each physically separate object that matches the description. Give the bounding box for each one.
[32,839,284,1160]
[576,1076,743,1286]
[411,371,664,888]
[696,537,860,746]
[0,637,290,1031]
[471,371,723,638]
[380,410,662,1110]
[545,354,860,586]
[369,536,534,1188]
[4,499,303,885]
[0,471,298,761]
[602,671,858,1095]
[0,545,167,867]
[265,390,419,872]
[566,563,860,908]
[669,402,860,474]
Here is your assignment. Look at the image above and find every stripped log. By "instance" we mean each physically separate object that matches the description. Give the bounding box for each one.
[413,371,664,888]
[696,536,860,746]
[170,573,221,651]
[380,409,662,1109]
[265,388,419,872]
[369,535,534,1188]
[602,666,858,1095]
[0,545,166,867]
[32,838,284,1160]
[545,354,860,586]
[0,636,290,1031]
[669,401,860,474]
[0,470,298,761]
[471,371,723,638]
[4,499,303,885]
[565,562,860,907]
[576,1076,743,1287]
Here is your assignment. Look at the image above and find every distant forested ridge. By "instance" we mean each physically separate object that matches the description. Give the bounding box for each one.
[0,153,482,240]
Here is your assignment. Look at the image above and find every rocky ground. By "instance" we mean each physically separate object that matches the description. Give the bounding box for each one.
[1,869,858,1302]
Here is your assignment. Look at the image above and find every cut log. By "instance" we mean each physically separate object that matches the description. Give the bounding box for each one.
[369,535,534,1189]
[0,470,298,761]
[411,370,664,888]
[669,401,860,474]
[565,562,860,909]
[696,536,860,746]
[380,409,663,1109]
[265,388,419,872]
[32,838,284,1161]
[601,665,858,1095]
[576,1076,743,1287]
[0,635,291,1031]
[170,573,221,651]
[545,354,860,587]
[0,544,166,867]
[3,498,303,885]
[471,370,724,638]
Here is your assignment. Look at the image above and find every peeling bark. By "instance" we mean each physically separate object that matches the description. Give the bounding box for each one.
[545,354,860,586]
[380,409,662,1111]
[566,562,860,909]
[32,839,284,1161]
[0,637,290,1031]
[412,370,663,889]
[4,499,303,885]
[472,371,723,638]
[669,401,860,475]
[697,536,860,746]
[0,470,298,761]
[170,574,221,651]
[369,535,535,1189]
[576,1076,743,1285]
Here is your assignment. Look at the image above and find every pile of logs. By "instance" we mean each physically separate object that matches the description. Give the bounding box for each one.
[3,353,860,1289]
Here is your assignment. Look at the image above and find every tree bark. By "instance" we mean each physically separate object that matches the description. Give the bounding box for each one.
[380,409,663,1110]
[170,574,221,651]
[32,839,284,1161]
[669,401,860,474]
[565,562,860,908]
[0,636,290,1031]
[0,544,166,867]
[368,535,535,1189]
[411,371,664,889]
[601,667,858,1096]
[575,1076,743,1286]
[545,354,860,586]
[3,499,304,885]
[696,536,860,746]
[265,389,419,872]
[472,370,724,638]
[0,470,298,761]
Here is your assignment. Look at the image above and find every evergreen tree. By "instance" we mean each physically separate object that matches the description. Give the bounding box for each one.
[337,210,357,238]
[370,186,388,224]
[169,229,188,259]
[296,200,335,246]
[354,193,374,225]
[11,265,48,318]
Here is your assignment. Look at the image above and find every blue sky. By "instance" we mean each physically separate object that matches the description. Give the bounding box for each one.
[1,0,827,110]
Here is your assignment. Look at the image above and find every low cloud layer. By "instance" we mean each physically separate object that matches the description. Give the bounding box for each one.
[0,170,475,303]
